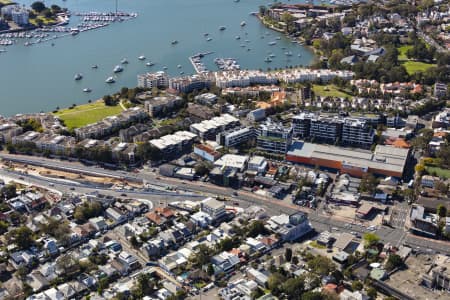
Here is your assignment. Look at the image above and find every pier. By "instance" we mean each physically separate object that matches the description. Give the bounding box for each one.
[189,51,214,74]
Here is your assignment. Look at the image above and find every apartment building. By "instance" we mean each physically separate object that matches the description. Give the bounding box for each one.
[256,120,293,154]
[341,118,375,148]
[169,74,211,93]
[190,114,240,140]
[0,122,23,143]
[137,71,169,89]
[149,131,198,156]
[310,116,343,144]
[216,127,255,147]
[143,95,183,117]
[292,112,316,138]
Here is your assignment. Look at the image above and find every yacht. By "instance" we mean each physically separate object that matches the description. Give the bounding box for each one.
[204,33,209,36]
[285,51,293,56]
[121,58,128,64]
[297,54,302,57]
[146,62,154,67]
[138,55,145,60]
[171,40,178,45]
[74,73,83,81]
[269,53,276,58]
[91,65,98,69]
[245,39,250,43]
[240,21,246,26]
[83,88,91,93]
[113,65,123,73]
[207,37,212,41]
[276,37,281,40]
[219,26,226,31]
[268,41,276,46]
[180,71,184,75]
[177,64,182,69]
[264,57,272,63]
[163,66,168,70]
[235,36,240,40]
[0,49,6,53]
[105,76,115,83]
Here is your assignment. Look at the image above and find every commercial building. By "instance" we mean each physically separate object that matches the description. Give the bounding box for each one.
[247,108,266,122]
[190,114,240,140]
[216,127,255,147]
[247,156,268,174]
[256,120,293,154]
[286,142,410,178]
[266,212,312,242]
[214,154,249,172]
[137,71,169,89]
[410,205,438,237]
[422,255,450,291]
[200,197,226,221]
[193,143,221,162]
[341,118,375,148]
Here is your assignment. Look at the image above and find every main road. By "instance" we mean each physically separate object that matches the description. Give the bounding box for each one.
[1,153,450,255]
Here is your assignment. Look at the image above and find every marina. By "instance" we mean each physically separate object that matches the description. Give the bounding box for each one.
[214,58,240,71]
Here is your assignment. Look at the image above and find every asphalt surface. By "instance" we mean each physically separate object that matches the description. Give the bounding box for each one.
[2,153,450,255]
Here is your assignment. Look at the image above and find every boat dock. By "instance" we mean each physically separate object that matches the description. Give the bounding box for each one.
[214,57,240,71]
[189,51,214,73]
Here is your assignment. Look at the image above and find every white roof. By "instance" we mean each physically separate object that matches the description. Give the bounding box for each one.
[214,154,249,169]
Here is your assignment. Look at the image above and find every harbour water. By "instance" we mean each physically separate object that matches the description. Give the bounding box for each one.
[0,0,316,116]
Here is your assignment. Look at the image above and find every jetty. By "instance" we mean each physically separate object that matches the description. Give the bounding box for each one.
[189,52,214,74]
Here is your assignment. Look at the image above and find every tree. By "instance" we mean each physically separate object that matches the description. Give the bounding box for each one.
[1,183,17,199]
[40,218,71,245]
[73,201,103,223]
[31,1,46,13]
[366,287,377,299]
[437,204,447,219]
[282,276,305,298]
[359,174,379,194]
[307,255,336,275]
[267,272,286,294]
[363,233,380,247]
[247,220,268,237]
[207,263,214,276]
[0,220,8,234]
[285,248,293,262]
[386,254,403,271]
[352,280,363,291]
[7,226,34,250]
[194,162,212,176]
[301,291,326,300]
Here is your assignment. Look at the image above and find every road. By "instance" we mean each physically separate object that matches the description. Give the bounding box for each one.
[2,153,450,255]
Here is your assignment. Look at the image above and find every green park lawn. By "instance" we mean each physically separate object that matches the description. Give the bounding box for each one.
[0,0,13,5]
[312,84,352,98]
[402,61,436,75]
[53,101,123,129]
[397,45,413,61]
[425,166,450,179]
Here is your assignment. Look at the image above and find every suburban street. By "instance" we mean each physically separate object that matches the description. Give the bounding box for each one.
[1,153,450,255]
